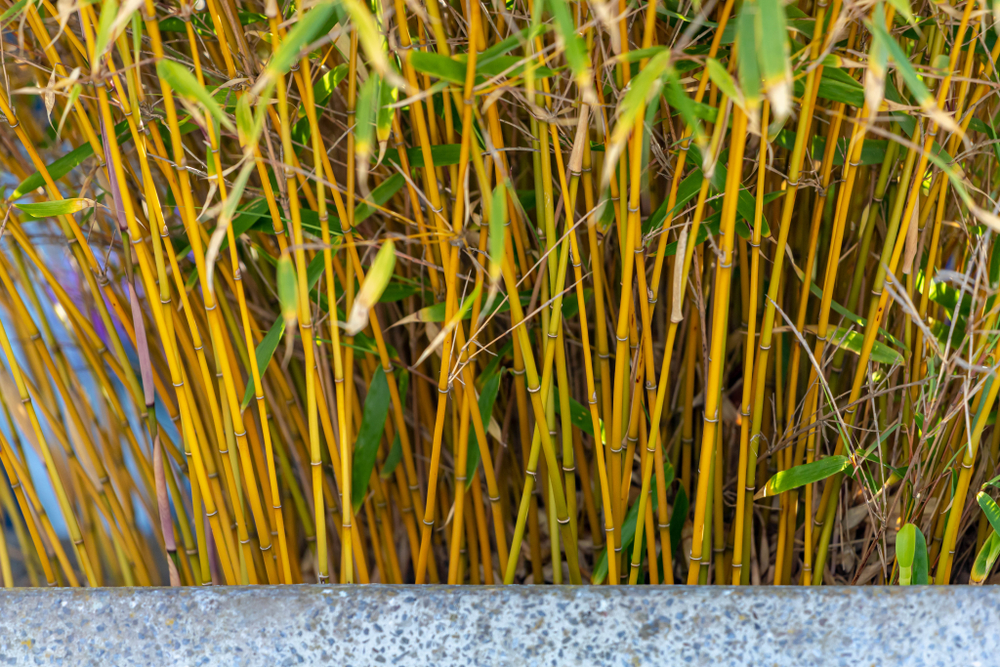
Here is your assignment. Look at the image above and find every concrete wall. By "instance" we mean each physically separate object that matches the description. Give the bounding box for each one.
[0,585,995,665]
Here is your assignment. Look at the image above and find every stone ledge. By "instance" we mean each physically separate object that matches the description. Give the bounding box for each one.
[0,585,994,665]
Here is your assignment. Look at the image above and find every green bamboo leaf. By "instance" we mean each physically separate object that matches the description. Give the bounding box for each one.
[870,6,955,133]
[829,327,904,366]
[218,173,406,254]
[617,46,668,64]
[156,60,234,131]
[292,64,350,148]
[664,71,713,141]
[16,198,95,217]
[159,9,265,33]
[592,480,654,584]
[978,492,1000,537]
[241,318,286,410]
[379,371,409,480]
[344,239,396,336]
[263,2,339,79]
[93,0,119,67]
[553,390,599,437]
[547,0,594,100]
[736,3,761,112]
[354,74,379,161]
[896,523,928,585]
[11,119,173,200]
[756,455,851,498]
[55,83,83,140]
[465,369,503,484]
[409,51,462,83]
[705,57,742,108]
[991,237,1000,287]
[602,50,672,187]
[235,94,256,147]
[375,77,395,155]
[885,0,916,25]
[0,0,34,25]
[351,366,392,510]
[381,144,462,169]
[341,0,395,83]
[670,485,688,559]
[488,183,507,283]
[277,254,298,326]
[970,531,1000,584]
[478,24,544,66]
[470,54,556,81]
[756,0,791,117]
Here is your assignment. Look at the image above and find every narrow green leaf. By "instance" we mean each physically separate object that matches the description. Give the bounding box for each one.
[0,0,33,25]
[829,327,904,366]
[705,57,741,107]
[344,239,396,335]
[410,51,465,84]
[277,255,298,325]
[382,144,461,169]
[351,367,392,510]
[355,74,379,161]
[93,0,119,66]
[241,318,286,410]
[466,370,503,483]
[156,60,234,131]
[978,492,1000,537]
[592,479,657,584]
[552,390,600,437]
[670,485,688,559]
[380,371,409,479]
[341,0,394,80]
[971,531,1000,584]
[264,2,339,78]
[736,3,761,111]
[756,0,791,116]
[896,523,927,585]
[547,0,593,98]
[488,183,507,282]
[758,455,851,497]
[16,198,94,217]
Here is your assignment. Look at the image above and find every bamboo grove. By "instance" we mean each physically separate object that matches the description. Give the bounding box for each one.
[2,0,1000,589]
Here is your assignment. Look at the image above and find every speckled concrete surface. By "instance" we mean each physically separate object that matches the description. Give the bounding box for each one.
[0,585,993,665]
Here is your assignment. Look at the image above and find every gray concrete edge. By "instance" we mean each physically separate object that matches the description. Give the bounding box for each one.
[0,584,993,666]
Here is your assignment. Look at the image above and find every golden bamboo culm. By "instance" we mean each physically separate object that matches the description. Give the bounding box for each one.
[1,0,1000,588]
